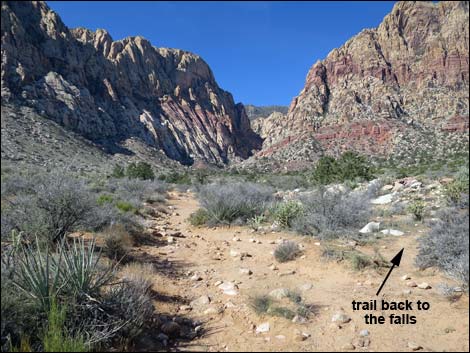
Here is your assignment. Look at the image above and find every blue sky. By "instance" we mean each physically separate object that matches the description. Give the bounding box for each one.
[47,1,396,106]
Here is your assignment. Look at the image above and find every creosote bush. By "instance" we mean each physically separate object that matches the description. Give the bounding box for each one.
[274,241,300,263]
[407,200,426,221]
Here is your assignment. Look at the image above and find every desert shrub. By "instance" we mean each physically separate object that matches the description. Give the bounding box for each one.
[111,165,125,179]
[274,241,300,263]
[103,225,133,262]
[248,214,266,231]
[42,300,86,352]
[158,171,192,184]
[126,162,155,180]
[291,187,372,239]
[250,295,273,315]
[444,167,469,208]
[195,182,274,225]
[2,173,96,244]
[309,152,373,185]
[96,193,114,206]
[271,201,304,228]
[115,201,137,213]
[407,200,425,221]
[416,208,469,286]
[189,208,210,227]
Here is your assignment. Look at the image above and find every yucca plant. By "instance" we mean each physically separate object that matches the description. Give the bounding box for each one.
[12,238,63,311]
[59,237,115,298]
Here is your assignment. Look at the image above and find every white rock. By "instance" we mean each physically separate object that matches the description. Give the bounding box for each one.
[359,222,381,234]
[417,282,431,289]
[218,282,239,296]
[401,274,411,281]
[407,341,423,350]
[299,283,313,291]
[230,249,240,257]
[359,329,369,336]
[381,229,405,236]
[256,322,270,333]
[371,194,394,205]
[269,288,289,299]
[190,295,210,307]
[239,268,252,275]
[332,312,351,323]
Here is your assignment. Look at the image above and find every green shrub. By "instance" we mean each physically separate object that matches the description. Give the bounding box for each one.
[407,200,426,221]
[158,171,191,184]
[96,193,114,206]
[274,241,300,263]
[116,201,137,213]
[309,152,374,185]
[43,300,86,352]
[111,165,125,179]
[271,201,303,228]
[126,162,155,180]
[189,208,210,226]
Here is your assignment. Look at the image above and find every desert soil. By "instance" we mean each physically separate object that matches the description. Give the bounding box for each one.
[132,191,469,352]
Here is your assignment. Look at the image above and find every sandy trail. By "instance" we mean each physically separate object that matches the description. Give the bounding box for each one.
[135,191,469,352]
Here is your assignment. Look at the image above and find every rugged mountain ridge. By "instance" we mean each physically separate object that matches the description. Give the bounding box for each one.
[249,1,469,170]
[1,1,261,166]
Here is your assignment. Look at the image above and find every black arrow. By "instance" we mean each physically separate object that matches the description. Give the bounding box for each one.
[376,248,404,296]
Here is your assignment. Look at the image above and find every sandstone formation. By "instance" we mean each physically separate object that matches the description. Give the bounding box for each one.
[249,1,469,170]
[1,1,261,166]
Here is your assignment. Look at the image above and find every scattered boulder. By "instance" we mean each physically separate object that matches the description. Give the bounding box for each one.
[417,282,431,289]
[218,282,239,296]
[332,312,351,324]
[255,322,270,333]
[359,222,381,234]
[190,295,211,307]
[381,229,404,236]
[371,194,394,205]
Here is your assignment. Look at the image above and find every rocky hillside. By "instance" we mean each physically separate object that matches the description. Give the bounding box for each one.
[245,105,289,120]
[248,1,469,171]
[1,1,261,167]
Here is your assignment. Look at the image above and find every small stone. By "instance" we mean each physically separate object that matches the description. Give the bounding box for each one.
[417,282,431,289]
[359,329,369,337]
[239,268,253,275]
[332,312,351,324]
[403,289,412,295]
[190,295,210,307]
[167,236,175,244]
[299,283,313,291]
[191,274,203,281]
[179,305,192,312]
[407,342,423,350]
[293,329,308,341]
[359,222,381,234]
[232,237,241,242]
[230,249,240,257]
[279,270,296,277]
[255,322,270,333]
[292,315,307,324]
[214,280,223,286]
[218,282,239,296]
[401,274,411,281]
[269,264,279,271]
[406,281,418,287]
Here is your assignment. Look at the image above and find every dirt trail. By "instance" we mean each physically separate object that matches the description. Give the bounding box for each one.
[137,191,469,352]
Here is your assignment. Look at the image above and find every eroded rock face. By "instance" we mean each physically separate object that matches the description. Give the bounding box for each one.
[1,1,261,165]
[250,1,469,170]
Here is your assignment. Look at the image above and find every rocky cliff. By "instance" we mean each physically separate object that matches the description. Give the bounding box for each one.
[1,1,261,166]
[249,1,469,170]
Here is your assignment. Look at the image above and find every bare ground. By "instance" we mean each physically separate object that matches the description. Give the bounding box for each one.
[132,191,469,352]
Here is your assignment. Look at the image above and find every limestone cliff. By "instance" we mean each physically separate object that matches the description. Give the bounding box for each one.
[1,1,261,166]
